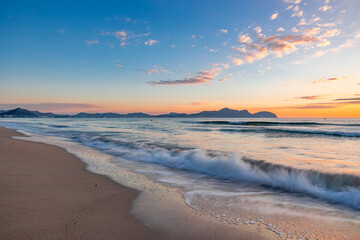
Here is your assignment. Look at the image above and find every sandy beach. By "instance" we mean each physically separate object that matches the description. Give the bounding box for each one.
[0,126,269,239]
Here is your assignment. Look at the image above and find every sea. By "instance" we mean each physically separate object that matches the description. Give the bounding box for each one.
[1,117,360,239]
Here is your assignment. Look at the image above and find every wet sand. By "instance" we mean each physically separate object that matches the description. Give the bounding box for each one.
[0,127,268,240]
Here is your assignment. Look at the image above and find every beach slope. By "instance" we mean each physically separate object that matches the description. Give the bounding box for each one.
[0,127,173,239]
[0,127,268,240]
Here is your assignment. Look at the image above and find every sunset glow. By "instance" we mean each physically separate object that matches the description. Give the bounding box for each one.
[1,0,360,117]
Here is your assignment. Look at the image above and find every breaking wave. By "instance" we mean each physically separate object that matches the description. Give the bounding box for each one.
[219,128,360,138]
[77,135,360,210]
[198,121,360,127]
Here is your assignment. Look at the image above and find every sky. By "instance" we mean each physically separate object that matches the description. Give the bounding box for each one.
[1,0,360,117]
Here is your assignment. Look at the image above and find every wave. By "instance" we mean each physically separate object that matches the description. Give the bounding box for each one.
[77,135,360,210]
[48,124,69,128]
[219,128,360,138]
[199,121,360,127]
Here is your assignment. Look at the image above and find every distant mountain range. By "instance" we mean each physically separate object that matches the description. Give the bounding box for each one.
[0,107,277,118]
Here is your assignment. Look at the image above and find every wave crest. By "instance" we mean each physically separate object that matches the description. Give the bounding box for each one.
[79,135,360,210]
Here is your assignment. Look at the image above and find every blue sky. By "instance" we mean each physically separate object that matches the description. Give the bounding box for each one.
[1,0,360,117]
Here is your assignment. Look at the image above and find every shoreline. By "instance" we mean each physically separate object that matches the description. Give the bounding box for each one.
[0,126,270,239]
[0,126,174,239]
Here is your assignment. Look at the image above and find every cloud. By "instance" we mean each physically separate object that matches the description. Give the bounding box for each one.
[190,101,215,106]
[139,69,159,74]
[106,42,115,48]
[138,65,170,75]
[338,39,355,48]
[148,69,219,86]
[115,30,127,39]
[291,27,299,33]
[305,28,320,35]
[218,29,228,34]
[292,97,360,109]
[355,33,360,39]
[232,58,244,65]
[313,51,324,57]
[58,30,65,34]
[291,10,303,17]
[115,64,123,68]
[277,27,285,32]
[296,95,324,100]
[270,13,279,20]
[322,29,340,37]
[100,30,152,47]
[292,103,335,109]
[253,26,262,34]
[319,5,332,11]
[263,34,320,54]
[85,40,99,46]
[317,39,331,47]
[317,23,335,27]
[243,44,268,62]
[219,78,227,82]
[144,39,158,46]
[311,77,347,84]
[234,33,321,64]
[238,34,252,43]
[334,97,360,101]
[209,49,218,52]
[298,17,320,26]
[313,39,356,57]
[0,103,101,112]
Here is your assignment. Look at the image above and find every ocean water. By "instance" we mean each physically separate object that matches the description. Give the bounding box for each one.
[1,118,360,238]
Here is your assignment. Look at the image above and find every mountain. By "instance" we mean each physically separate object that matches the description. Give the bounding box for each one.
[252,111,277,118]
[30,110,60,118]
[156,112,188,118]
[0,108,38,118]
[125,112,152,118]
[71,112,151,118]
[190,108,253,118]
[0,107,277,118]
[72,112,122,118]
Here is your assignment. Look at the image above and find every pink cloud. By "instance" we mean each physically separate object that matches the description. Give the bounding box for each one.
[148,70,219,86]
[238,34,252,43]
[232,58,244,65]
[296,95,324,100]
[322,29,340,37]
[144,39,158,46]
[311,77,347,84]
[115,30,127,39]
[253,26,262,34]
[139,65,170,75]
[270,13,279,20]
[233,33,321,64]
[319,5,332,11]
[243,44,268,62]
